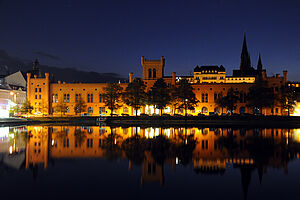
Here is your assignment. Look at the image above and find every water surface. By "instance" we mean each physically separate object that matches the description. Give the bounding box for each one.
[1,126,300,200]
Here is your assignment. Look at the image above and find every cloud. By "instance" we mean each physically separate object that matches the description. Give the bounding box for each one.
[34,51,61,61]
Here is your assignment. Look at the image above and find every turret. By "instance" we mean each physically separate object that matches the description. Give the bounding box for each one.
[129,72,133,83]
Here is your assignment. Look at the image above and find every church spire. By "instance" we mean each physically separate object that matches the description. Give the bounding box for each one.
[257,53,262,71]
[240,33,251,74]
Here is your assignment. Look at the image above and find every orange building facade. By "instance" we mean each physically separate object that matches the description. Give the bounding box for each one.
[27,54,287,116]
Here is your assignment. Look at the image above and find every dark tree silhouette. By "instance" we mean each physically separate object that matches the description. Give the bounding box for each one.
[122,78,147,116]
[148,78,170,115]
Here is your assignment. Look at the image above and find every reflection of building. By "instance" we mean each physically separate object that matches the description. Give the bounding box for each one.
[19,125,300,199]
[141,151,164,186]
[26,35,289,116]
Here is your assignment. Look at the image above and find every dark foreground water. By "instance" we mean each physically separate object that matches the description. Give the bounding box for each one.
[0,125,300,200]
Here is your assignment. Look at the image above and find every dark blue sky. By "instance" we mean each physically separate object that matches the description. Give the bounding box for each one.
[0,0,299,80]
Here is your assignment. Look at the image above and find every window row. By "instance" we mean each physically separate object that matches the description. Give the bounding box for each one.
[35,88,42,92]
[52,93,105,103]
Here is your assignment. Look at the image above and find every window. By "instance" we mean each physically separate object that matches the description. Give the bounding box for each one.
[75,94,81,102]
[88,107,93,114]
[276,108,279,113]
[88,94,93,103]
[148,69,152,78]
[153,68,156,78]
[214,93,218,102]
[202,107,208,113]
[66,107,70,113]
[35,95,37,99]
[202,93,208,102]
[63,94,70,102]
[39,88,41,92]
[55,94,58,102]
[123,107,129,113]
[39,95,41,99]
[99,94,105,103]
[35,88,37,92]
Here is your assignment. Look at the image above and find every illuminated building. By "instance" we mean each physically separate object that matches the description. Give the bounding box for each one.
[26,36,288,116]
[0,71,26,118]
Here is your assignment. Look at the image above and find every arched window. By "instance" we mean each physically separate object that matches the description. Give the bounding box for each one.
[202,107,208,113]
[66,107,70,113]
[148,69,152,78]
[153,68,156,78]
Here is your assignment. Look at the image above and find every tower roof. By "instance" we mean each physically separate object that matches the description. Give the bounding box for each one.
[257,54,263,71]
[240,33,251,73]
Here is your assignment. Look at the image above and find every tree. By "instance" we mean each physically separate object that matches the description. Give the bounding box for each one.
[169,86,181,115]
[216,88,239,114]
[103,82,123,116]
[215,94,226,114]
[224,88,240,113]
[39,100,49,116]
[10,105,21,116]
[54,99,67,117]
[21,99,33,117]
[148,78,170,115]
[74,97,87,116]
[280,85,297,116]
[247,81,275,115]
[122,78,147,116]
[172,79,198,116]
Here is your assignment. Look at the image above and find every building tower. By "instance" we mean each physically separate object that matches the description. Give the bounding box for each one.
[240,34,252,76]
[141,56,165,80]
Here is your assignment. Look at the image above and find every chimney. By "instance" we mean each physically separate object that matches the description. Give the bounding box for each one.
[283,70,287,83]
[129,72,133,83]
[172,72,176,85]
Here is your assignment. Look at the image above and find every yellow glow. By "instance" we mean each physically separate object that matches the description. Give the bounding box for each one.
[292,102,300,116]
[9,146,13,154]
[9,91,14,96]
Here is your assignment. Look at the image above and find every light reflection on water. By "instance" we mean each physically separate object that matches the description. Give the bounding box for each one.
[1,125,300,200]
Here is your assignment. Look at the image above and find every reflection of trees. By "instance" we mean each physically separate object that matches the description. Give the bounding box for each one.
[122,133,147,165]
[101,126,123,161]
[74,127,86,147]
[148,134,171,165]
[216,134,239,157]
[55,127,68,143]
[172,131,196,166]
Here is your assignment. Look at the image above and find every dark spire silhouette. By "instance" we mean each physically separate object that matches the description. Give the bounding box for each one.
[240,33,251,74]
[258,166,263,184]
[32,59,42,77]
[257,54,262,71]
[240,166,253,200]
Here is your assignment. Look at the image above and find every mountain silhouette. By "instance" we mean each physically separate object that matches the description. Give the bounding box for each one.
[0,50,126,83]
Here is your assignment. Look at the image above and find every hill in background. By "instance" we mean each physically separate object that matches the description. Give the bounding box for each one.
[0,50,127,83]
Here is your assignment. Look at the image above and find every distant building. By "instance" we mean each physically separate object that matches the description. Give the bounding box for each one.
[0,71,26,118]
[26,35,288,116]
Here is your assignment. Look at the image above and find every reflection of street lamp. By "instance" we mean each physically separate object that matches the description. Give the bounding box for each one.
[185,99,188,117]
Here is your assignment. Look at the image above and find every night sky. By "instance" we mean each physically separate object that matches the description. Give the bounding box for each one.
[0,0,299,80]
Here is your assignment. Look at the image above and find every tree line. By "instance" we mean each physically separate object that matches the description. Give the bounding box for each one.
[15,78,298,117]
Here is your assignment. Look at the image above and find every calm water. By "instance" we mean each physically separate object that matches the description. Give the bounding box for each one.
[0,125,300,200]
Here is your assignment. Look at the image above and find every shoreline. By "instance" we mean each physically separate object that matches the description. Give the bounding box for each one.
[2,115,300,128]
